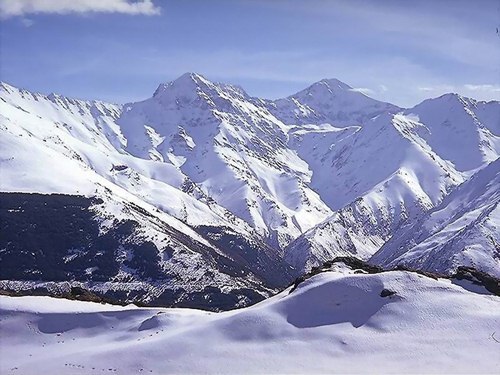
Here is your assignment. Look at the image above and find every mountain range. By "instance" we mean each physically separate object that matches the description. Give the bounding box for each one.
[1,73,499,309]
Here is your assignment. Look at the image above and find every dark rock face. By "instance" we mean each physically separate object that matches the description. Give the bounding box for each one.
[325,257,384,274]
[289,256,385,293]
[195,226,294,289]
[0,193,162,282]
[380,289,396,298]
[452,266,500,297]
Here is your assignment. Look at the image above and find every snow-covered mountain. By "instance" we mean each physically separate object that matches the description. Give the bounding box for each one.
[1,73,499,308]
[371,158,500,277]
[0,79,297,309]
[407,93,500,171]
[2,260,499,374]
[117,73,332,249]
[268,78,400,126]
[285,95,499,273]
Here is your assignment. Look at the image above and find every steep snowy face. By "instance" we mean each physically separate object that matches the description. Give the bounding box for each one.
[284,113,464,272]
[474,99,500,135]
[269,78,400,126]
[284,208,389,273]
[291,113,462,210]
[407,94,500,171]
[0,80,254,232]
[284,91,500,274]
[2,264,499,374]
[118,73,332,249]
[0,82,124,153]
[371,158,500,277]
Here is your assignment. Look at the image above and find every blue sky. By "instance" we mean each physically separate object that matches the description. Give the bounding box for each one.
[1,0,499,107]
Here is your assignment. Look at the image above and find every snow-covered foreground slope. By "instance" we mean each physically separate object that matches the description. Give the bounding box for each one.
[372,158,500,277]
[1,265,499,375]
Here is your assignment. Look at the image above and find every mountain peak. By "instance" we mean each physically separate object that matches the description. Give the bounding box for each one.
[411,92,475,112]
[152,72,251,103]
[153,72,212,98]
[174,72,209,85]
[0,81,15,93]
[437,92,466,102]
[317,78,352,90]
[296,78,361,100]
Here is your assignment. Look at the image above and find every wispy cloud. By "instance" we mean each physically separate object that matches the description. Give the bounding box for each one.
[0,0,161,19]
[20,17,34,27]
[350,87,375,96]
[274,0,500,70]
[464,84,500,93]
[417,84,500,103]
[418,85,454,93]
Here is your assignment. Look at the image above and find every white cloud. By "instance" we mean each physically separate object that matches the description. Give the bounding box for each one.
[418,85,454,93]
[418,87,438,92]
[350,87,375,96]
[464,84,500,93]
[21,17,34,27]
[0,0,160,18]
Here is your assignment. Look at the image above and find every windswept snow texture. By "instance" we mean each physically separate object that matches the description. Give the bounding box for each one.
[371,159,500,277]
[1,267,499,374]
[1,73,499,283]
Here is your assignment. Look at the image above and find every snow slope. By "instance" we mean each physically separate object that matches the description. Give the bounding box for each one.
[406,94,500,171]
[283,88,500,272]
[0,76,333,252]
[0,81,252,231]
[1,264,499,374]
[371,158,500,277]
